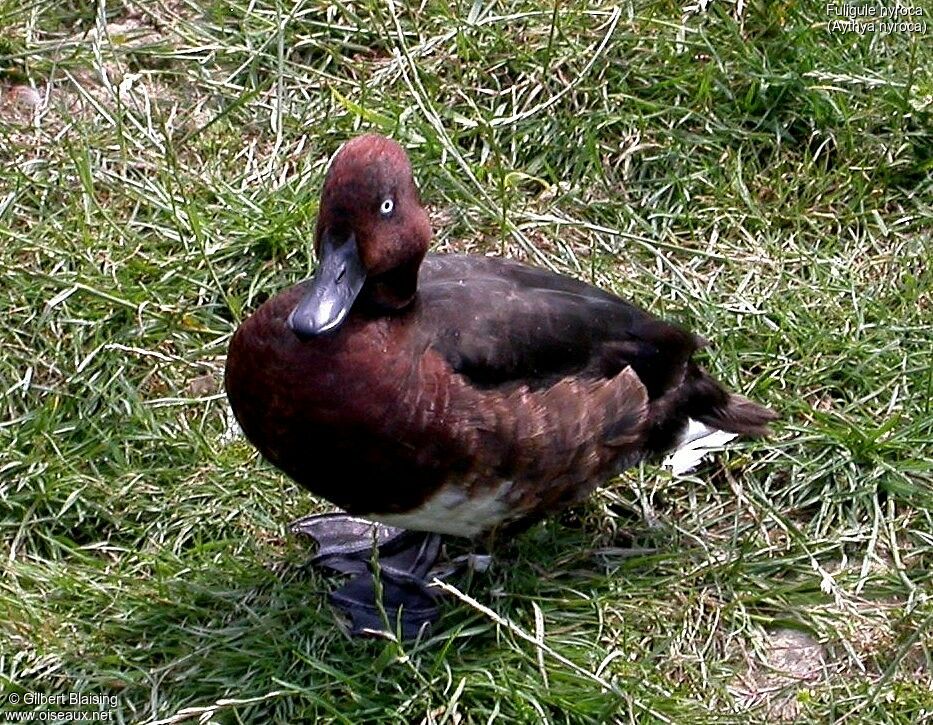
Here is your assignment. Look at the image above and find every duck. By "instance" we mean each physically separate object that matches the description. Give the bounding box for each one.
[224,134,777,638]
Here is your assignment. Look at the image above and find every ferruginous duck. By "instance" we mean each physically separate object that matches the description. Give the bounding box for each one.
[224,134,776,638]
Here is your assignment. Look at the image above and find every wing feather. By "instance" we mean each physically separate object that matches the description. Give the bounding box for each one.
[416,254,700,397]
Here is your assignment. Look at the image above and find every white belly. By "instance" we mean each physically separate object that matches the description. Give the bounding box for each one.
[367,481,514,538]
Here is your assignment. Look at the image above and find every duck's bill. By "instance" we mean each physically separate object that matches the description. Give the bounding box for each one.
[287,231,366,338]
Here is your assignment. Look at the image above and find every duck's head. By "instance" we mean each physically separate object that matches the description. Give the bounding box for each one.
[287,134,432,339]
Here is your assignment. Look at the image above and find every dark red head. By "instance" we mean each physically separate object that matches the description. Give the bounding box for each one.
[287,135,432,338]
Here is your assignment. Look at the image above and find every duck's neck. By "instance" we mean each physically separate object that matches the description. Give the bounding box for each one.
[362,259,420,313]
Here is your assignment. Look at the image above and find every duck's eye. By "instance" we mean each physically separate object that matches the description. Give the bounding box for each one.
[380,198,394,217]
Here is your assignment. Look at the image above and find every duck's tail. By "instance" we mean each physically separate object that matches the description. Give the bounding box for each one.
[684,363,777,437]
[650,362,777,474]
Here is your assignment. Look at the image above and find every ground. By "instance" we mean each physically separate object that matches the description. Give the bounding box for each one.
[1,0,931,723]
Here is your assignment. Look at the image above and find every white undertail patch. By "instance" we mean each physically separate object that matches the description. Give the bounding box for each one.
[662,418,738,476]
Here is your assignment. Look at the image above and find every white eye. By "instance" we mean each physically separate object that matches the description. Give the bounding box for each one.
[380,198,394,216]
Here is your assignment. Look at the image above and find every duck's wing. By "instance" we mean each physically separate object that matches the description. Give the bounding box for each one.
[416,254,703,398]
[405,256,773,512]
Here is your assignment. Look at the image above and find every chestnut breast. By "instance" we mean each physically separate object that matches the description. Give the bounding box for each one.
[225,282,473,515]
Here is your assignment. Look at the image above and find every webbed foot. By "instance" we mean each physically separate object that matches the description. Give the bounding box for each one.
[290,513,443,639]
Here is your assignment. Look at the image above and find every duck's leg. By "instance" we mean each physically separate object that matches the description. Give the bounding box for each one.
[290,513,443,639]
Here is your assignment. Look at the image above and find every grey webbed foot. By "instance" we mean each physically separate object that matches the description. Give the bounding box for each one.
[290,513,443,639]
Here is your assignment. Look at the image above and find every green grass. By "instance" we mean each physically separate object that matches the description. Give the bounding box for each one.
[1,0,931,722]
